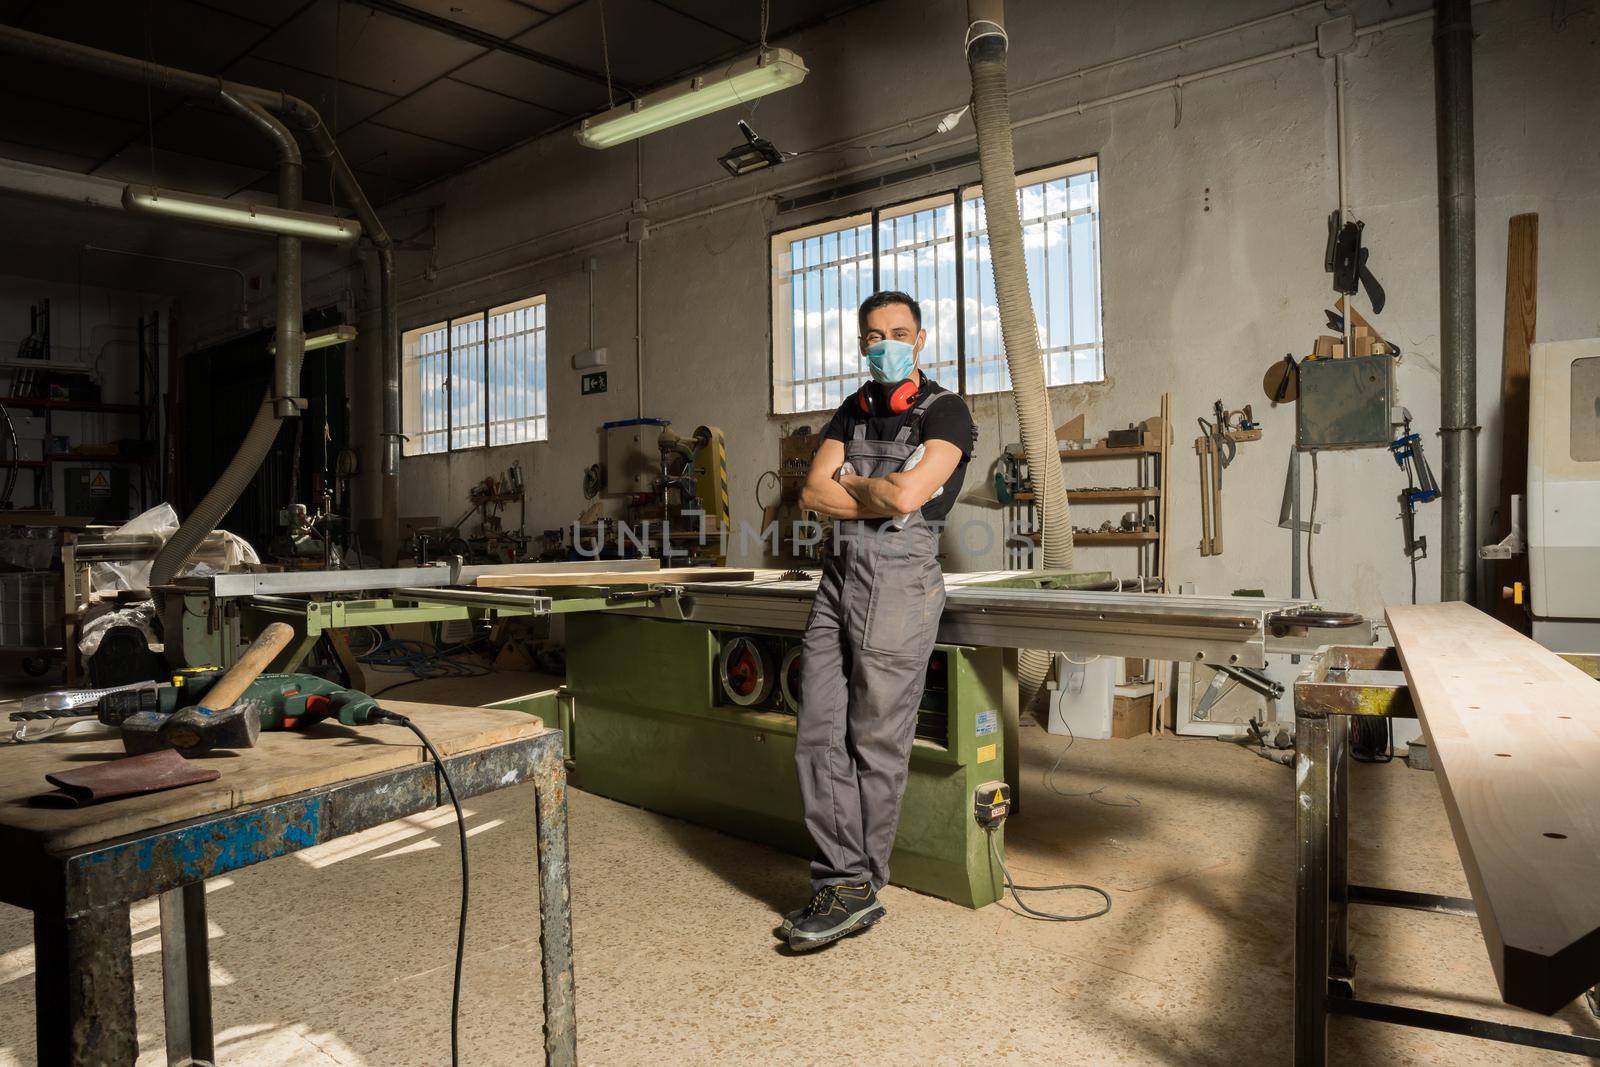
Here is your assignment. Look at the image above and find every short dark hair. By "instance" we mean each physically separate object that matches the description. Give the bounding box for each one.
[858,290,922,334]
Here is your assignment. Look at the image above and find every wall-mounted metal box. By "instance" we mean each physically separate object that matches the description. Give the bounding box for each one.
[1296,354,1395,450]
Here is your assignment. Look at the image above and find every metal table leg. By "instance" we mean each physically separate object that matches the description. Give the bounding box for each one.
[160,880,215,1066]
[34,902,138,1066]
[1329,716,1353,992]
[1295,712,1331,1065]
[533,739,577,1067]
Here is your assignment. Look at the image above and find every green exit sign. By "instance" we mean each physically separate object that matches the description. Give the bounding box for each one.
[581,371,608,396]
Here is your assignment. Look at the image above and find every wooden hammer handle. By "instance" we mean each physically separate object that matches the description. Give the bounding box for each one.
[201,622,295,710]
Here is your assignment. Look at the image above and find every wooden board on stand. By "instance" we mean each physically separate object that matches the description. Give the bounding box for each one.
[1387,601,1600,1013]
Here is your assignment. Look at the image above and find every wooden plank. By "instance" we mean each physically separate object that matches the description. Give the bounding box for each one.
[1386,601,1600,1013]
[0,703,550,854]
[1491,213,1538,633]
[475,566,754,589]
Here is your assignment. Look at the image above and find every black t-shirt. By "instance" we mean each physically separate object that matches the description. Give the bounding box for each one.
[820,377,975,521]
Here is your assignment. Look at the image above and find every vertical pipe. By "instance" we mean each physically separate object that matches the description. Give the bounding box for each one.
[1434,0,1477,603]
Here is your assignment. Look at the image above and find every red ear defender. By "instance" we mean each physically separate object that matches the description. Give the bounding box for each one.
[856,380,920,417]
[886,379,919,414]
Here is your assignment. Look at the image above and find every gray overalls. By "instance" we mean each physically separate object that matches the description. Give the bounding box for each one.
[795,390,950,891]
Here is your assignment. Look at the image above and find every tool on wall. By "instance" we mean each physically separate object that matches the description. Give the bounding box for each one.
[1325,211,1386,313]
[1389,411,1440,570]
[1194,400,1261,557]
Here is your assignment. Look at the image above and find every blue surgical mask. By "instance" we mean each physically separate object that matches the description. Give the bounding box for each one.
[865,339,916,384]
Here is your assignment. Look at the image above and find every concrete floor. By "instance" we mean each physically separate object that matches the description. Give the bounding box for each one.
[2,666,1597,1065]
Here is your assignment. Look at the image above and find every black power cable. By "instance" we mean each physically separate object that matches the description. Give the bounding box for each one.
[372,710,469,1067]
[985,828,1111,922]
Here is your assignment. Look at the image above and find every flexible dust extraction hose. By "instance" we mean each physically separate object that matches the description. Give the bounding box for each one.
[149,93,305,589]
[966,1,1074,710]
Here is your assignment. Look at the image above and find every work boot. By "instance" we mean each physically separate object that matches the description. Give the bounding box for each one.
[775,894,888,938]
[786,882,884,952]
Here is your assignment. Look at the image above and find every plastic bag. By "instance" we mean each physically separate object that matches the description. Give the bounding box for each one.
[78,600,163,657]
[88,504,260,597]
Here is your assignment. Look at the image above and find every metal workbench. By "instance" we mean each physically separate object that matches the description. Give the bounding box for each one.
[1292,644,1600,1064]
[2,703,576,1067]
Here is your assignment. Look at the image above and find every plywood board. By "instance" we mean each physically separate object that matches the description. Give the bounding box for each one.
[1387,601,1600,1013]
[476,567,753,589]
[1491,214,1538,633]
[0,702,550,854]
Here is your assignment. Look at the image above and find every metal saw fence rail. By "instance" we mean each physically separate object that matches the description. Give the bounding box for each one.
[182,565,1367,673]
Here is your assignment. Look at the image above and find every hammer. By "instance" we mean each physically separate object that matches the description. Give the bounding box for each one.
[126,623,296,757]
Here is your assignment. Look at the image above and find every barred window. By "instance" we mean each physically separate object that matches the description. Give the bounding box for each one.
[770,158,1101,413]
[402,293,548,455]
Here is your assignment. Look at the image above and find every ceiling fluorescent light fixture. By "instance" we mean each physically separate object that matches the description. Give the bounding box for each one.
[122,185,363,244]
[269,325,358,354]
[576,48,808,150]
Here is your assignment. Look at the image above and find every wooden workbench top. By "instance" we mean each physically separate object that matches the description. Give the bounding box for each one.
[1387,602,1600,1014]
[0,701,550,855]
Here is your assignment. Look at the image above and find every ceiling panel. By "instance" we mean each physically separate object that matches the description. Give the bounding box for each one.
[449,49,611,116]
[516,0,743,87]
[93,144,270,199]
[372,77,564,152]
[222,55,399,129]
[396,0,550,38]
[253,0,488,95]
[0,55,196,125]
[658,0,840,40]
[0,137,102,174]
[337,120,483,185]
[18,0,268,75]
[0,92,142,164]
[197,0,317,25]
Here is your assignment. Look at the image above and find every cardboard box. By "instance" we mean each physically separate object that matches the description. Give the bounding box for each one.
[1112,682,1154,739]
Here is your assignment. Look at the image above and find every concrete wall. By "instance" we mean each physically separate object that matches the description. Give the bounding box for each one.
[353,0,1599,619]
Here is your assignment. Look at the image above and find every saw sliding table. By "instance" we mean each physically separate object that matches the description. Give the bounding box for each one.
[1292,602,1600,1063]
[0,701,575,1067]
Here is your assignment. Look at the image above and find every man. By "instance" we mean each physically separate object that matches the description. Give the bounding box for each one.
[785,290,976,951]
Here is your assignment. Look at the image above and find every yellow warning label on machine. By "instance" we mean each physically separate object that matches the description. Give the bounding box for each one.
[976,743,996,764]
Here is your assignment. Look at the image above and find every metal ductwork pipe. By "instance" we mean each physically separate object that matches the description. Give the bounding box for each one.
[966,0,1073,711]
[1433,0,1477,603]
[0,24,402,570]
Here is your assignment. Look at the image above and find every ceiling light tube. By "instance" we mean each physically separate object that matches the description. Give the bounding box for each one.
[269,325,358,353]
[576,48,808,150]
[122,185,363,244]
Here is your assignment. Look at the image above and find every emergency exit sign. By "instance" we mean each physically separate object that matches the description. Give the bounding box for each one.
[581,371,608,396]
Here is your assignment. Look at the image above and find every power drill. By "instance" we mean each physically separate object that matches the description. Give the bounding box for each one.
[101,672,387,756]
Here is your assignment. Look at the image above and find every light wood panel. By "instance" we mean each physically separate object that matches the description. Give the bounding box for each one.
[475,567,754,589]
[1387,601,1600,1013]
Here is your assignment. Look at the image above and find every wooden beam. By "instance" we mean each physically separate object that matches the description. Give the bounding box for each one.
[1491,214,1537,631]
[1387,601,1600,1013]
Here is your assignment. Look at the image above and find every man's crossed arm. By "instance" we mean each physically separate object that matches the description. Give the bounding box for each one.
[799,437,962,520]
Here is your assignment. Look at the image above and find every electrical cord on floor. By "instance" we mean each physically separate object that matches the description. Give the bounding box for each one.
[986,828,1111,922]
[1045,719,1141,808]
[371,710,470,1067]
